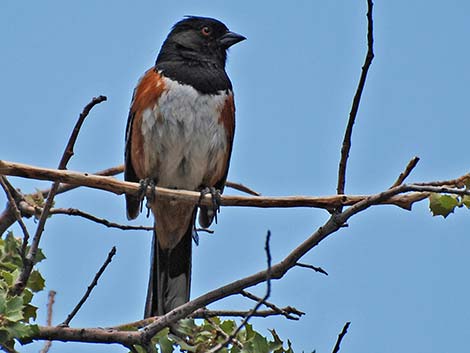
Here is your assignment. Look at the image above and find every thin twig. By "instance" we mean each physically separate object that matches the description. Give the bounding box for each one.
[208,231,272,352]
[61,246,116,327]
[240,290,303,320]
[111,306,303,331]
[12,95,107,295]
[225,181,261,196]
[40,290,56,353]
[50,207,152,231]
[336,0,374,197]
[296,262,329,276]
[331,321,351,353]
[414,174,470,187]
[390,156,420,188]
[192,307,303,320]
[0,176,31,257]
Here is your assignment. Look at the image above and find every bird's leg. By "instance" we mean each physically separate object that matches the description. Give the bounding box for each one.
[198,187,221,224]
[138,178,156,218]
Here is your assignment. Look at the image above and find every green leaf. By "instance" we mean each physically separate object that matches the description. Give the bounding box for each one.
[244,323,255,340]
[22,289,33,305]
[220,319,236,334]
[34,248,46,264]
[22,304,38,322]
[250,332,269,353]
[1,270,14,286]
[268,329,284,352]
[462,195,470,208]
[429,193,459,218]
[27,270,45,292]
[154,328,174,353]
[5,296,24,321]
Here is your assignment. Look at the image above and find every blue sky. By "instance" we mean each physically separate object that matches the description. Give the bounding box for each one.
[1,1,470,352]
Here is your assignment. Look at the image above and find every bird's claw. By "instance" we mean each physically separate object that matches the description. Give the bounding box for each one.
[138,178,156,218]
[198,187,221,224]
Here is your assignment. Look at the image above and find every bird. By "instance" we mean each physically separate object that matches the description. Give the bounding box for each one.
[124,16,245,317]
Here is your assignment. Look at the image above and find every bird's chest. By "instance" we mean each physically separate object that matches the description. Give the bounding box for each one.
[140,79,229,189]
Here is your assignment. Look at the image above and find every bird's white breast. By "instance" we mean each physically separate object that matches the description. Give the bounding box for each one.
[140,76,229,190]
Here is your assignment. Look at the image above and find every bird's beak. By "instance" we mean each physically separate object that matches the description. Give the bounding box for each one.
[219,31,246,49]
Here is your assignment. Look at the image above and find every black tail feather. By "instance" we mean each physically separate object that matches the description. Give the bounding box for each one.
[144,221,193,317]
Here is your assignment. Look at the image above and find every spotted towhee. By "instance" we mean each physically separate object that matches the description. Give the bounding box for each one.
[124,16,245,317]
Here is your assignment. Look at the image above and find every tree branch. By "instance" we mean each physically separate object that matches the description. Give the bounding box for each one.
[34,326,141,345]
[0,160,435,211]
[0,164,125,236]
[12,95,107,295]
[49,207,152,231]
[61,246,116,326]
[40,290,57,353]
[337,0,374,197]
[390,156,420,188]
[331,321,351,353]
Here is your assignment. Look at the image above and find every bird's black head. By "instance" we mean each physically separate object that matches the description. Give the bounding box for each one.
[156,16,246,69]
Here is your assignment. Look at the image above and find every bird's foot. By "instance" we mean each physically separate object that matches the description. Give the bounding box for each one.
[138,178,156,218]
[198,187,221,224]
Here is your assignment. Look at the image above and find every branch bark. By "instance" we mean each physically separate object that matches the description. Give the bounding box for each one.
[0,160,435,212]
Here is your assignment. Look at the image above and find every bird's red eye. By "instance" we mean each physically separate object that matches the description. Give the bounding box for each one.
[201,26,212,36]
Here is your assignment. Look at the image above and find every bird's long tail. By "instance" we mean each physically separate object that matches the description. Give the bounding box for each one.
[144,216,194,317]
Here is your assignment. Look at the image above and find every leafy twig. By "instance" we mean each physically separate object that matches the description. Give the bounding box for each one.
[0,176,31,257]
[206,317,243,349]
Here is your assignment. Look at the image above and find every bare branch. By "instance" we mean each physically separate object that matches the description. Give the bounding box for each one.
[111,305,303,332]
[0,164,125,235]
[390,156,420,188]
[50,207,152,231]
[295,262,329,276]
[337,0,375,196]
[0,160,435,211]
[414,173,470,188]
[61,246,116,327]
[191,307,303,320]
[12,95,107,295]
[34,325,141,345]
[240,290,304,320]
[331,321,351,353]
[40,290,57,353]
[39,164,124,198]
[225,181,261,196]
